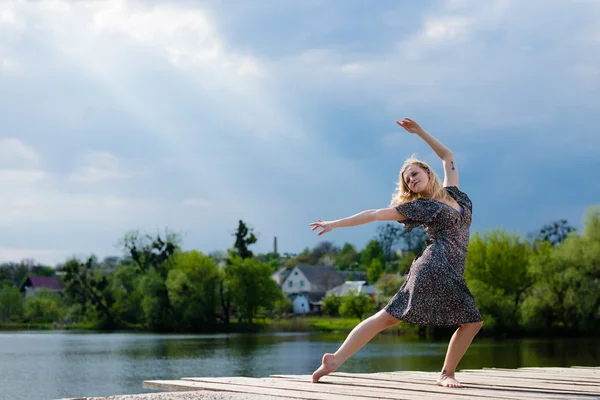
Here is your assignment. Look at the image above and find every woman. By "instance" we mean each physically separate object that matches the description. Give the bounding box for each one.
[309,118,483,388]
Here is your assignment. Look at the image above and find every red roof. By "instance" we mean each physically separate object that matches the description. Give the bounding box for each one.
[27,276,62,291]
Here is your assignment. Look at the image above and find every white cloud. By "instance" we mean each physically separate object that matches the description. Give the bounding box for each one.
[91,1,262,76]
[68,151,132,183]
[0,138,39,168]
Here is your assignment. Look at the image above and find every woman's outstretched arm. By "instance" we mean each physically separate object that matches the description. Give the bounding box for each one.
[397,117,459,188]
[310,208,405,236]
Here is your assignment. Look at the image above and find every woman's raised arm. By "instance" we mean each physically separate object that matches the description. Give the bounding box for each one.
[397,118,459,188]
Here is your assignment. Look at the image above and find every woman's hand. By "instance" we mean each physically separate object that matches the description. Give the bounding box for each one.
[396,118,424,135]
[309,219,335,236]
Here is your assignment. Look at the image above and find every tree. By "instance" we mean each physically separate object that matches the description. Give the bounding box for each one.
[166,251,220,331]
[465,230,533,333]
[367,259,383,285]
[121,230,180,276]
[228,256,282,324]
[359,240,385,271]
[0,284,24,322]
[377,223,403,266]
[233,220,257,259]
[531,219,576,246]
[23,289,63,323]
[339,290,374,320]
[335,243,359,271]
[60,257,116,328]
[322,293,342,317]
[523,207,600,334]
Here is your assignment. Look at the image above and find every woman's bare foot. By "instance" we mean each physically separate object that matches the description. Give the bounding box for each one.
[436,373,462,388]
[312,353,339,383]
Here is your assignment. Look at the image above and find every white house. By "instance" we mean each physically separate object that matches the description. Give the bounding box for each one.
[280,265,366,314]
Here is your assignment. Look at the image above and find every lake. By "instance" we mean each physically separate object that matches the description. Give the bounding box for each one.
[1,331,599,400]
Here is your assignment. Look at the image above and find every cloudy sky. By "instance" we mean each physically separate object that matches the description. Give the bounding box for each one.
[1,0,599,265]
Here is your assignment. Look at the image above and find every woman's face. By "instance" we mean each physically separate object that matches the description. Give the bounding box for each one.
[403,165,430,194]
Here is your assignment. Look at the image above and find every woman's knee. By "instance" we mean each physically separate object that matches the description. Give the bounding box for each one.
[373,309,401,327]
[462,320,483,331]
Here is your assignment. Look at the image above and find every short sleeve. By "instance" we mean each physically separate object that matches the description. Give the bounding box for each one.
[395,199,442,232]
[445,186,472,212]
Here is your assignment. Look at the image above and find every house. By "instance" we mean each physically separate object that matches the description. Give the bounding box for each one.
[326,280,377,301]
[280,265,366,314]
[20,276,62,298]
[271,267,292,288]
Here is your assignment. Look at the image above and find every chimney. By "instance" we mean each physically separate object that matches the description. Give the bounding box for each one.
[274,236,278,254]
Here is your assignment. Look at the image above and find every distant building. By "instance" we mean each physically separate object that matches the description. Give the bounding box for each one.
[326,280,377,301]
[20,276,62,298]
[271,267,292,288]
[280,265,366,314]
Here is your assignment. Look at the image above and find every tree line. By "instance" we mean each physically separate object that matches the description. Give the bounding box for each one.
[1,207,599,337]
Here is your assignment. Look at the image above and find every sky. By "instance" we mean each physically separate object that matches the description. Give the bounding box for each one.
[0,0,599,266]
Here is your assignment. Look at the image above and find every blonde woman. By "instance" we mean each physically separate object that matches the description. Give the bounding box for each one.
[309,118,483,388]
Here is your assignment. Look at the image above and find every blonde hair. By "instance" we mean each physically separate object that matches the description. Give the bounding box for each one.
[389,156,453,207]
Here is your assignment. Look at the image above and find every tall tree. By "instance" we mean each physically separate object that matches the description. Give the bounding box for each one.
[233,220,257,259]
[531,219,576,246]
[121,230,180,277]
[60,257,116,328]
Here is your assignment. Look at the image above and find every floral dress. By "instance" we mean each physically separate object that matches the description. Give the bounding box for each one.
[384,186,483,326]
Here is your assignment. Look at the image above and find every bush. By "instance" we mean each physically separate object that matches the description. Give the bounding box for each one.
[322,294,342,317]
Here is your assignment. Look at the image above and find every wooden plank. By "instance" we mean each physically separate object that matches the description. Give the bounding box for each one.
[386,372,600,395]
[460,369,600,385]
[516,367,600,376]
[143,379,378,400]
[339,372,598,399]
[321,372,600,398]
[183,377,476,400]
[271,374,535,400]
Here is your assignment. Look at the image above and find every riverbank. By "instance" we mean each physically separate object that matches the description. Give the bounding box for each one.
[0,317,419,335]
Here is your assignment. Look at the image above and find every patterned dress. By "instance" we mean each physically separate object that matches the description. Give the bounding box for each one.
[384,186,483,326]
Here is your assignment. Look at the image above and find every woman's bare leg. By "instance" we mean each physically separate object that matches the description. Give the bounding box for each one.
[437,321,483,388]
[312,309,400,383]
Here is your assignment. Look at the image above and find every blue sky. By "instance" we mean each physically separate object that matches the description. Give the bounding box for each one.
[1,0,599,265]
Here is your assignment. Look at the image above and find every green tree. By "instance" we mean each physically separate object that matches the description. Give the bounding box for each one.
[0,284,24,322]
[335,243,359,271]
[233,220,257,259]
[228,256,282,324]
[359,240,385,271]
[60,257,116,328]
[110,264,143,326]
[138,268,172,331]
[166,251,220,331]
[367,258,383,285]
[322,293,342,317]
[273,296,293,316]
[121,230,180,276]
[339,290,374,320]
[523,207,600,333]
[465,229,533,333]
[23,289,63,323]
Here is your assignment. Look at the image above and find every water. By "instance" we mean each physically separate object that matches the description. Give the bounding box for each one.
[0,331,599,400]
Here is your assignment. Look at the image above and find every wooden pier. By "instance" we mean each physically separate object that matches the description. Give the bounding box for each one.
[143,366,600,399]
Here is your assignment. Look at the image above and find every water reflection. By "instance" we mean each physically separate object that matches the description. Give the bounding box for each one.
[0,331,598,400]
